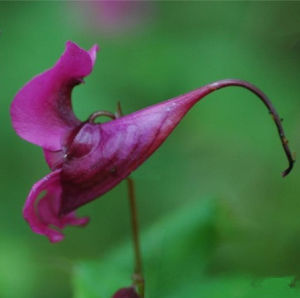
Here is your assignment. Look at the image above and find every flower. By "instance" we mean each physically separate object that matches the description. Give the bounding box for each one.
[70,1,151,35]
[11,41,294,243]
[113,287,139,298]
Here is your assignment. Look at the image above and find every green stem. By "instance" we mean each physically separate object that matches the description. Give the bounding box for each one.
[126,177,145,297]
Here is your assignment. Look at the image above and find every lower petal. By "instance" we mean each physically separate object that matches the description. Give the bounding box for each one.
[23,169,89,243]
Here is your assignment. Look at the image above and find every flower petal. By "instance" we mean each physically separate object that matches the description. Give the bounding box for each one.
[23,169,89,243]
[59,87,210,214]
[10,41,99,151]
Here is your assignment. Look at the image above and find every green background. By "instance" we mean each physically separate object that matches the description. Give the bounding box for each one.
[0,1,300,297]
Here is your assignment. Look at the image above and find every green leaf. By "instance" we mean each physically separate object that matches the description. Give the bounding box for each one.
[73,198,300,298]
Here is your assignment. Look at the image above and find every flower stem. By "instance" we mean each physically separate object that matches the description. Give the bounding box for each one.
[126,177,144,297]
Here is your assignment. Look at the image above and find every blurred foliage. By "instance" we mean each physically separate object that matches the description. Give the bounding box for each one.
[73,198,300,298]
[73,197,219,298]
[0,1,300,297]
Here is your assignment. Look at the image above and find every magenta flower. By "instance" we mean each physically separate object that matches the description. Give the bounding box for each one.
[11,41,294,243]
[113,287,139,298]
[71,1,151,35]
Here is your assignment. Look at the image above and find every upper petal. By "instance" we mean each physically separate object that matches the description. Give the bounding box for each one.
[10,41,99,151]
